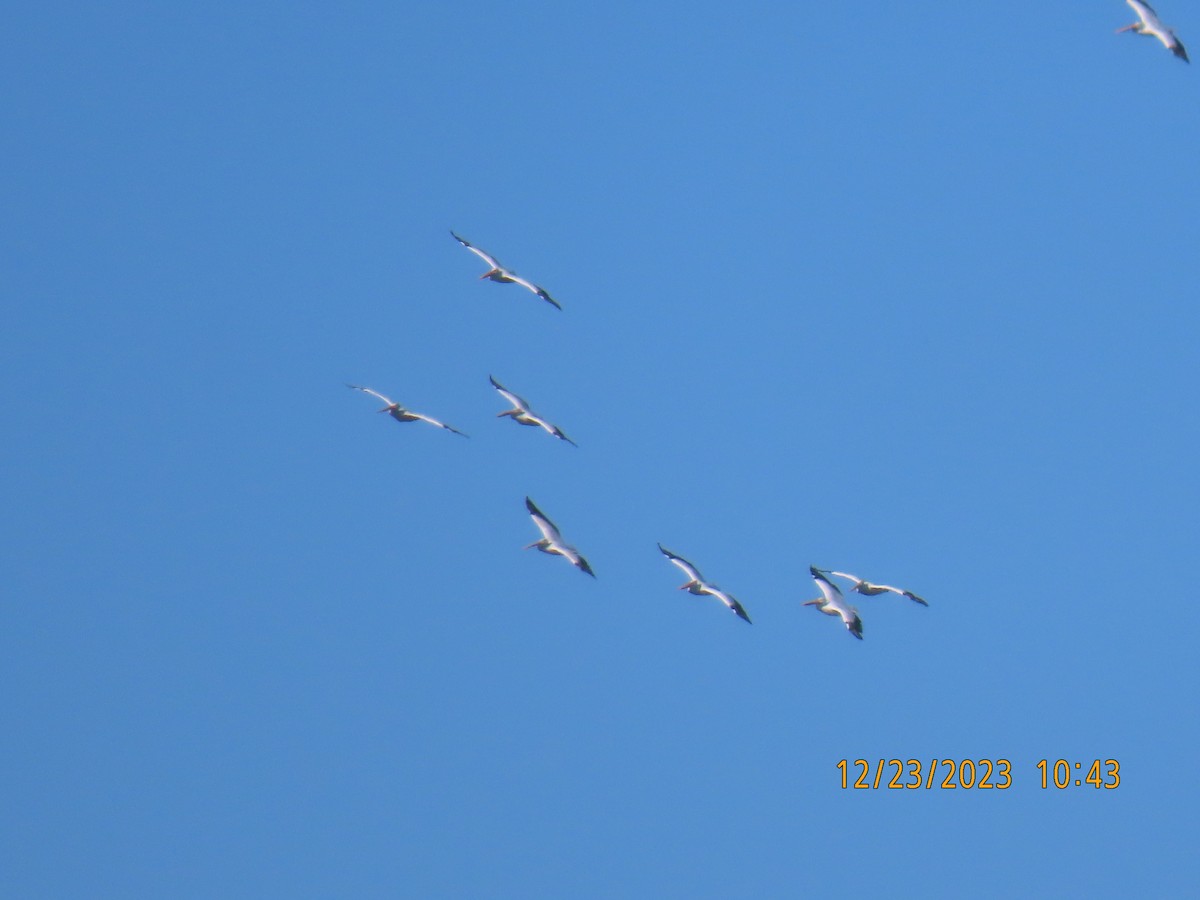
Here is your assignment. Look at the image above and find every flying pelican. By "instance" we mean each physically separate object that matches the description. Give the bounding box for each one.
[826,570,929,607]
[802,566,863,640]
[450,231,562,310]
[489,375,577,446]
[524,497,595,577]
[657,544,752,623]
[1117,1,1189,61]
[346,384,468,436]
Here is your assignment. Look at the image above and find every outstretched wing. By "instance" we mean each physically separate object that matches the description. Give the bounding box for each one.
[508,274,562,310]
[544,421,578,446]
[489,375,531,411]
[865,581,929,606]
[704,586,752,624]
[346,383,396,407]
[410,412,469,437]
[571,552,596,578]
[450,230,504,269]
[1127,1,1160,24]
[658,544,705,583]
[527,410,577,446]
[842,608,864,639]
[828,570,864,587]
[810,566,844,605]
[526,497,562,543]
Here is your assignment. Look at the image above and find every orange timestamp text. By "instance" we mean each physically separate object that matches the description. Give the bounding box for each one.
[836,758,1011,790]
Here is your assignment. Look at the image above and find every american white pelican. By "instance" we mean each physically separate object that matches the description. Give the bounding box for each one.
[489,375,577,446]
[346,384,468,437]
[803,566,863,640]
[657,544,752,624]
[450,231,562,310]
[827,571,929,607]
[524,497,595,577]
[1118,1,1189,62]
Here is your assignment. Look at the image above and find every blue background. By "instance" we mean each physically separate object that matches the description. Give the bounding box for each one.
[3,2,1197,896]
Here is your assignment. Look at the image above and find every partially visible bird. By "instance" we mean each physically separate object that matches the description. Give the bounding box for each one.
[657,543,752,623]
[1117,1,1189,62]
[346,384,468,437]
[803,566,863,640]
[524,497,595,577]
[450,231,562,309]
[489,375,577,446]
[826,570,929,607]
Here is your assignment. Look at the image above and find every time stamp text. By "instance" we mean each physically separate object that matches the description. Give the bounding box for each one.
[836,759,1121,790]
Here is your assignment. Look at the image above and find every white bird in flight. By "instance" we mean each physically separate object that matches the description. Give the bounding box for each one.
[489,376,577,446]
[802,566,863,640]
[450,231,562,310]
[524,497,595,577]
[346,384,468,437]
[657,544,752,624]
[826,571,929,607]
[1117,1,1188,62]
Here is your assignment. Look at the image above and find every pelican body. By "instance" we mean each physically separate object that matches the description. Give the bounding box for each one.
[657,543,752,623]
[803,567,863,639]
[450,231,562,309]
[524,497,594,577]
[1118,1,1189,61]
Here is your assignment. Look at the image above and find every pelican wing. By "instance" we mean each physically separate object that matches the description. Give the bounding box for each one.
[1128,0,1162,26]
[863,581,929,606]
[703,585,752,624]
[410,412,469,437]
[346,383,397,407]
[526,497,563,543]
[543,421,577,446]
[488,375,531,411]
[841,607,864,639]
[450,230,504,270]
[828,570,864,586]
[568,550,596,578]
[810,566,844,605]
[658,544,705,583]
[508,274,562,310]
[1170,34,1189,60]
[527,411,576,445]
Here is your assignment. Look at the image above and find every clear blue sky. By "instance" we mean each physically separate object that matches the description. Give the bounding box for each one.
[3,2,1198,896]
